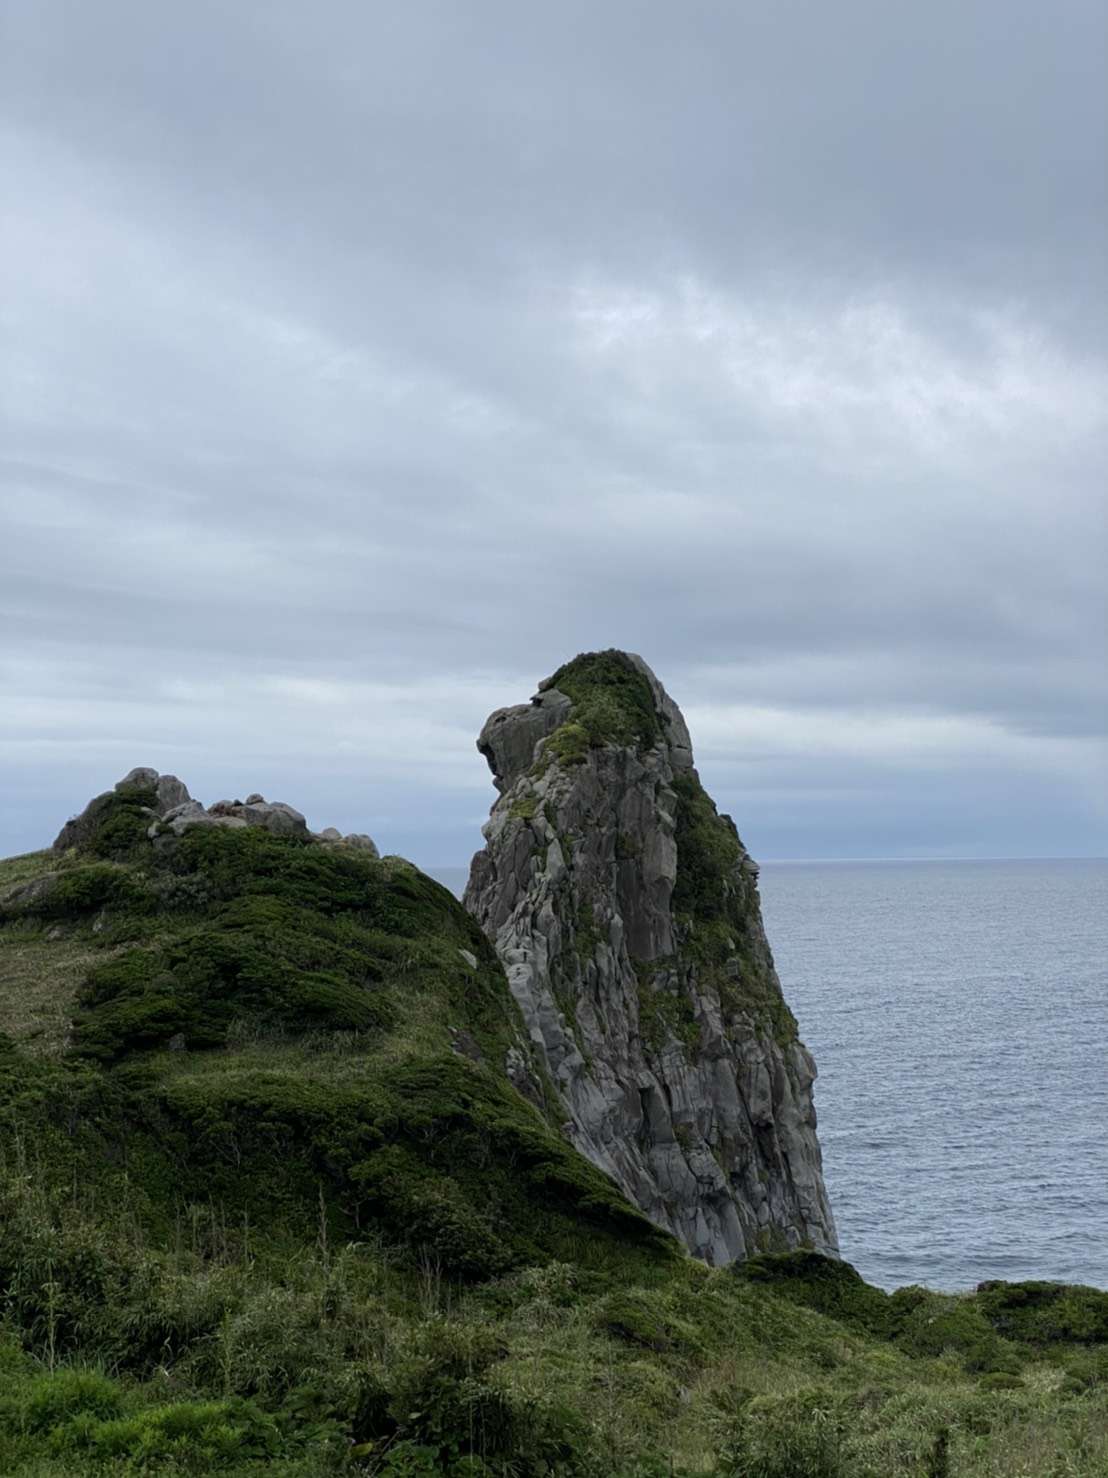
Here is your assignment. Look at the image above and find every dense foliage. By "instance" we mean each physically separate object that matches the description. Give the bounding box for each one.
[545,651,662,750]
[0,817,1105,1475]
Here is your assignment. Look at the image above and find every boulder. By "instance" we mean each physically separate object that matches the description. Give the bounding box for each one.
[155,774,191,811]
[235,801,308,837]
[116,767,160,791]
[52,770,327,851]
[341,833,379,856]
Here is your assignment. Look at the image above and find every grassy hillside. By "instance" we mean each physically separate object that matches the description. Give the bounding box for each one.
[0,789,1105,1475]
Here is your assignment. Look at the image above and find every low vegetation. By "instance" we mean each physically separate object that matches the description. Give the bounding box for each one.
[544,651,662,751]
[0,798,1104,1474]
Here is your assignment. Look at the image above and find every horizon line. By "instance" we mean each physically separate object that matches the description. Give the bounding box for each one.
[427,853,1108,870]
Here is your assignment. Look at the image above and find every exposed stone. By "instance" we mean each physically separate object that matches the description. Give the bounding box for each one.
[52,769,367,855]
[52,792,118,853]
[155,774,190,811]
[477,689,572,794]
[202,797,309,837]
[163,801,206,824]
[166,812,248,837]
[317,827,343,842]
[341,833,380,855]
[465,650,837,1266]
[58,769,197,852]
[236,800,308,837]
[116,767,160,791]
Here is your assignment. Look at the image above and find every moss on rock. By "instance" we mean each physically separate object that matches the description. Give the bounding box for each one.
[545,650,662,751]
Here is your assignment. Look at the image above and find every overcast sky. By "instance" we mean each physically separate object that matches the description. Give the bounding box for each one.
[2,1,1105,867]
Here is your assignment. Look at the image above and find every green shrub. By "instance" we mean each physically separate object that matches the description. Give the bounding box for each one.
[1059,1348,1108,1392]
[891,1288,1022,1371]
[0,863,146,922]
[543,721,590,768]
[354,1145,511,1281]
[386,1322,594,1475]
[64,785,160,861]
[51,1397,280,1466]
[73,892,396,1059]
[598,1290,700,1355]
[545,650,662,750]
[721,1391,845,1478]
[977,1371,1023,1391]
[666,773,797,1042]
[671,773,743,924]
[975,1279,1108,1346]
[737,1253,892,1338]
[20,1369,124,1431]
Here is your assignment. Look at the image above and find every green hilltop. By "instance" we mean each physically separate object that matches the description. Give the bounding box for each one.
[0,776,1105,1476]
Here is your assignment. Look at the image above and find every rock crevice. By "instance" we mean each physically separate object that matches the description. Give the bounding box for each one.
[464,650,837,1265]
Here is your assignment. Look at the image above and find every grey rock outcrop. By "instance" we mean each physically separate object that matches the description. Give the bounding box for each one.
[155,792,313,839]
[338,833,380,855]
[464,650,837,1266]
[116,768,190,813]
[54,769,377,853]
[54,769,194,852]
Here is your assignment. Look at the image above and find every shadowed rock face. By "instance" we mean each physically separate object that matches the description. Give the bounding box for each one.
[465,650,838,1265]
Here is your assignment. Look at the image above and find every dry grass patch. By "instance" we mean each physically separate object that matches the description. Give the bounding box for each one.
[0,850,56,894]
[0,928,124,1055]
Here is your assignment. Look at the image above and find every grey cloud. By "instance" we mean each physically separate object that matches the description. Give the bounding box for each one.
[1,0,1105,864]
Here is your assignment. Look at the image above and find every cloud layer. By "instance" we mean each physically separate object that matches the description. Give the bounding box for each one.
[2,0,1105,864]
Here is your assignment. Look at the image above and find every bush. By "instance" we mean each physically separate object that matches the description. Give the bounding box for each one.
[386,1322,594,1475]
[70,785,160,861]
[975,1279,1108,1346]
[738,1253,892,1337]
[19,1369,124,1431]
[977,1372,1023,1391]
[51,1397,280,1467]
[597,1290,700,1356]
[892,1289,1022,1372]
[354,1145,511,1281]
[721,1391,845,1478]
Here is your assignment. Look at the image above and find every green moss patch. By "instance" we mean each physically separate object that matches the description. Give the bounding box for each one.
[670,773,797,1043]
[542,719,590,768]
[545,650,662,750]
[634,964,700,1051]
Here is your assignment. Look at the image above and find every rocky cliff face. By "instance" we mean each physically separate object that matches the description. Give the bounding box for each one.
[465,651,838,1265]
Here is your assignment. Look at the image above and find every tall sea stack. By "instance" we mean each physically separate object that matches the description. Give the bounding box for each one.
[465,651,837,1264]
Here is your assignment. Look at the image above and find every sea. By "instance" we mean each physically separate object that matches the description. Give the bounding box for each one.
[428,858,1107,1293]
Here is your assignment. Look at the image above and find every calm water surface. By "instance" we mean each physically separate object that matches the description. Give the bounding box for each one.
[760,858,1108,1291]
[431,858,1107,1292]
